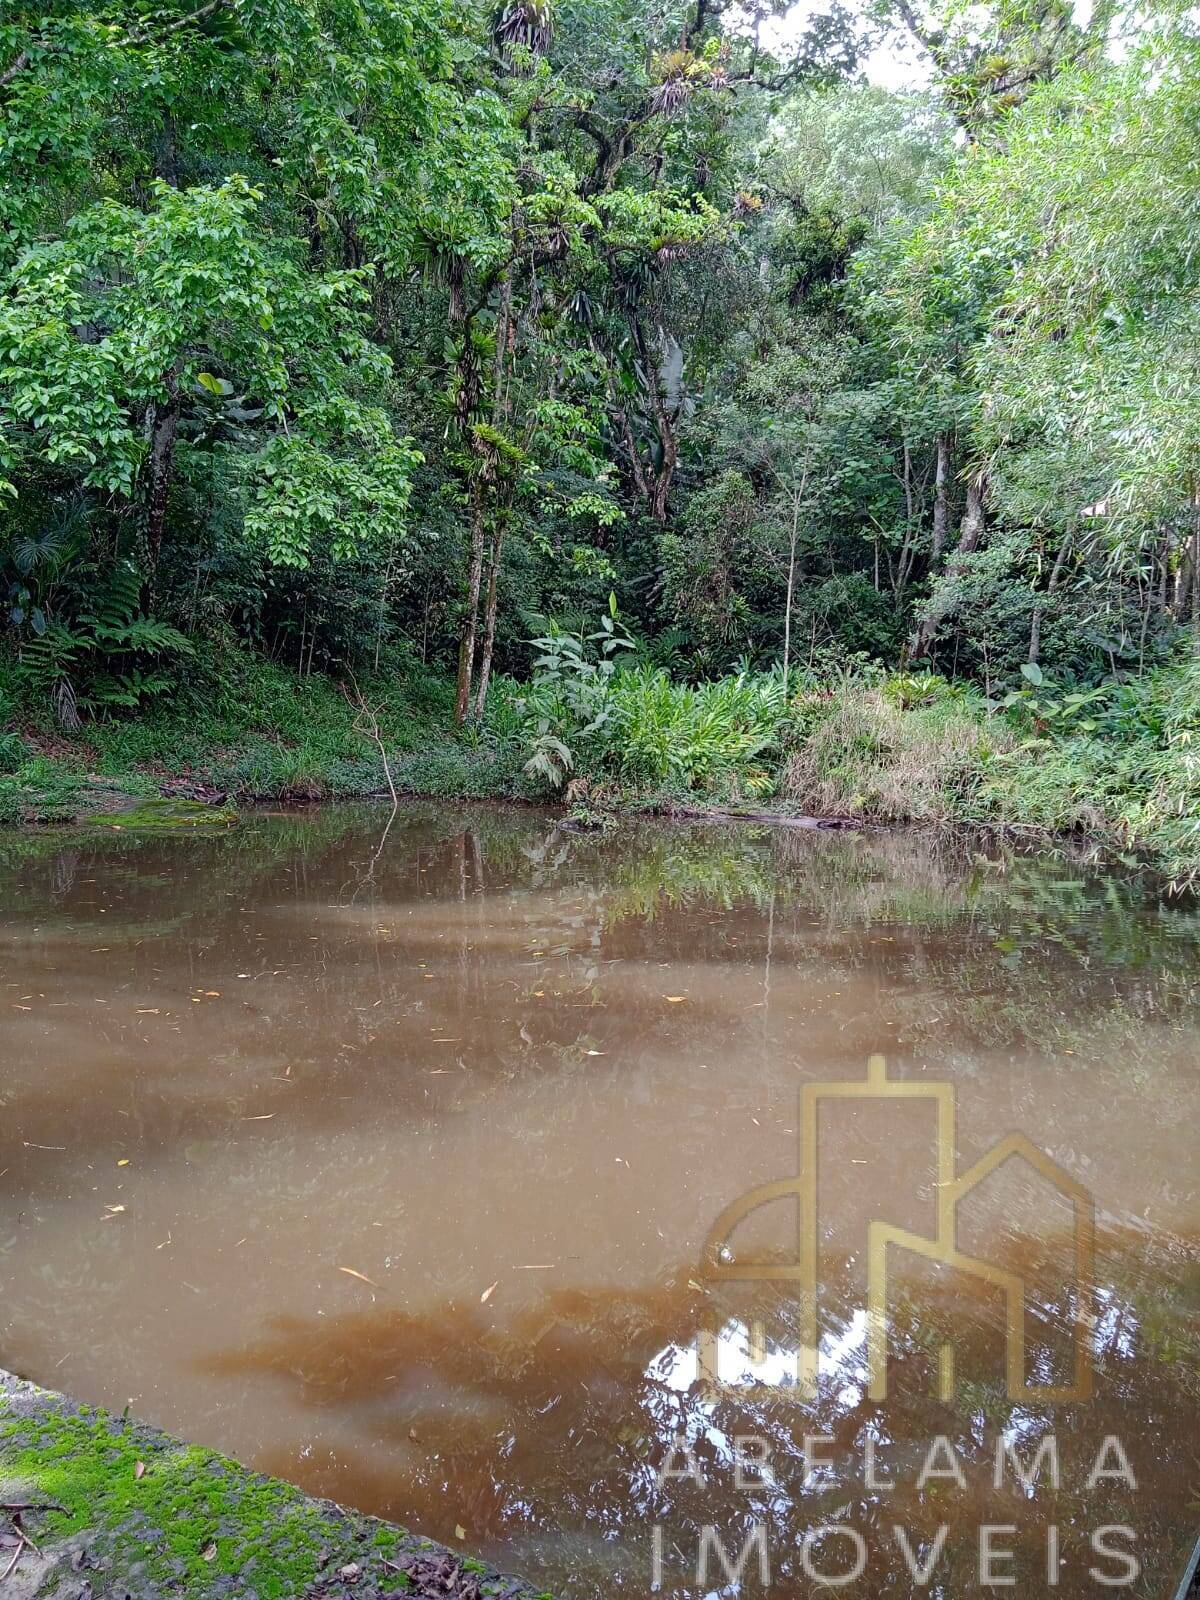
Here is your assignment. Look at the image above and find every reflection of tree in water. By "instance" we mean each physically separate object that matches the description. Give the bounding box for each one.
[4,803,1197,983]
[5,804,1198,1201]
[208,1237,1197,1599]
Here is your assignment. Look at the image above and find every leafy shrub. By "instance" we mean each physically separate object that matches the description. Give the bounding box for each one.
[517,601,792,799]
[518,600,635,787]
[881,671,968,710]
[999,662,1109,734]
[611,666,787,795]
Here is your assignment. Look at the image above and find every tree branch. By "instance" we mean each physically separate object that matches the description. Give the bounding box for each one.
[2,0,233,95]
[0,50,30,90]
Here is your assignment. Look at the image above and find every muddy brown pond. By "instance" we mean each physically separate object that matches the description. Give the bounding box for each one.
[2,805,1198,1597]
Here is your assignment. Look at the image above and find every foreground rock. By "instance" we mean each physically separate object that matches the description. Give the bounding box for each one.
[0,1370,549,1600]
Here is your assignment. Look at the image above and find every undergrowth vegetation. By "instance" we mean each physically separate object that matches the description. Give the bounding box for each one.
[3,621,1198,886]
[510,616,1200,883]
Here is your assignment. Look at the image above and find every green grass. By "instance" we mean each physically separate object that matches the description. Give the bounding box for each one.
[0,643,529,816]
[513,648,1200,884]
[783,680,1007,824]
[778,663,1200,886]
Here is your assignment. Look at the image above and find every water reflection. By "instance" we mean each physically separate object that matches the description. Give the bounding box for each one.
[1,805,1197,1596]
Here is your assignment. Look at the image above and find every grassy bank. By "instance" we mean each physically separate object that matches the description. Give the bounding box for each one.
[2,643,1197,886]
[0,645,528,824]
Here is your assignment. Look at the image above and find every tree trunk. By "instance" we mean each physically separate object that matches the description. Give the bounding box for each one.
[1028,531,1070,666]
[648,446,676,524]
[957,472,986,556]
[467,268,514,722]
[145,368,182,586]
[449,252,489,724]
[454,481,486,723]
[932,432,951,560]
[628,311,678,525]
[916,468,987,656]
[783,508,798,685]
[474,524,505,718]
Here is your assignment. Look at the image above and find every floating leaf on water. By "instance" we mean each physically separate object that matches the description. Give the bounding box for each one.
[481,1281,499,1303]
[338,1266,378,1287]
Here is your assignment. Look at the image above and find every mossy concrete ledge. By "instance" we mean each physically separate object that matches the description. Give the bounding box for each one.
[0,1369,552,1600]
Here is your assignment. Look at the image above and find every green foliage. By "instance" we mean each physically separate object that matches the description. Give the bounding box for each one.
[881,670,966,709]
[0,0,1197,886]
[610,666,787,795]
[518,603,789,796]
[1000,665,1109,734]
[519,598,636,786]
[0,730,26,772]
[14,558,193,719]
[0,754,87,824]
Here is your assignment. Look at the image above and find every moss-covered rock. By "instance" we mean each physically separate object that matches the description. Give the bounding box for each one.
[0,1370,551,1600]
[83,794,237,830]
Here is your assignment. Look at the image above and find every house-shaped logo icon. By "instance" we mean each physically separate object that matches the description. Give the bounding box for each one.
[702,1054,1095,1402]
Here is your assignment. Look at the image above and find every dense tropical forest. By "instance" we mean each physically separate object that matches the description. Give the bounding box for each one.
[1,0,1198,878]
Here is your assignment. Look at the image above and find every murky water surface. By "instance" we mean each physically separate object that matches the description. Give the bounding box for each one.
[2,806,1198,1596]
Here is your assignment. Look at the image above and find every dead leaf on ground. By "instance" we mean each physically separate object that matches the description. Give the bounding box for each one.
[201,1542,217,1562]
[454,1525,466,1541]
[134,1461,146,1480]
